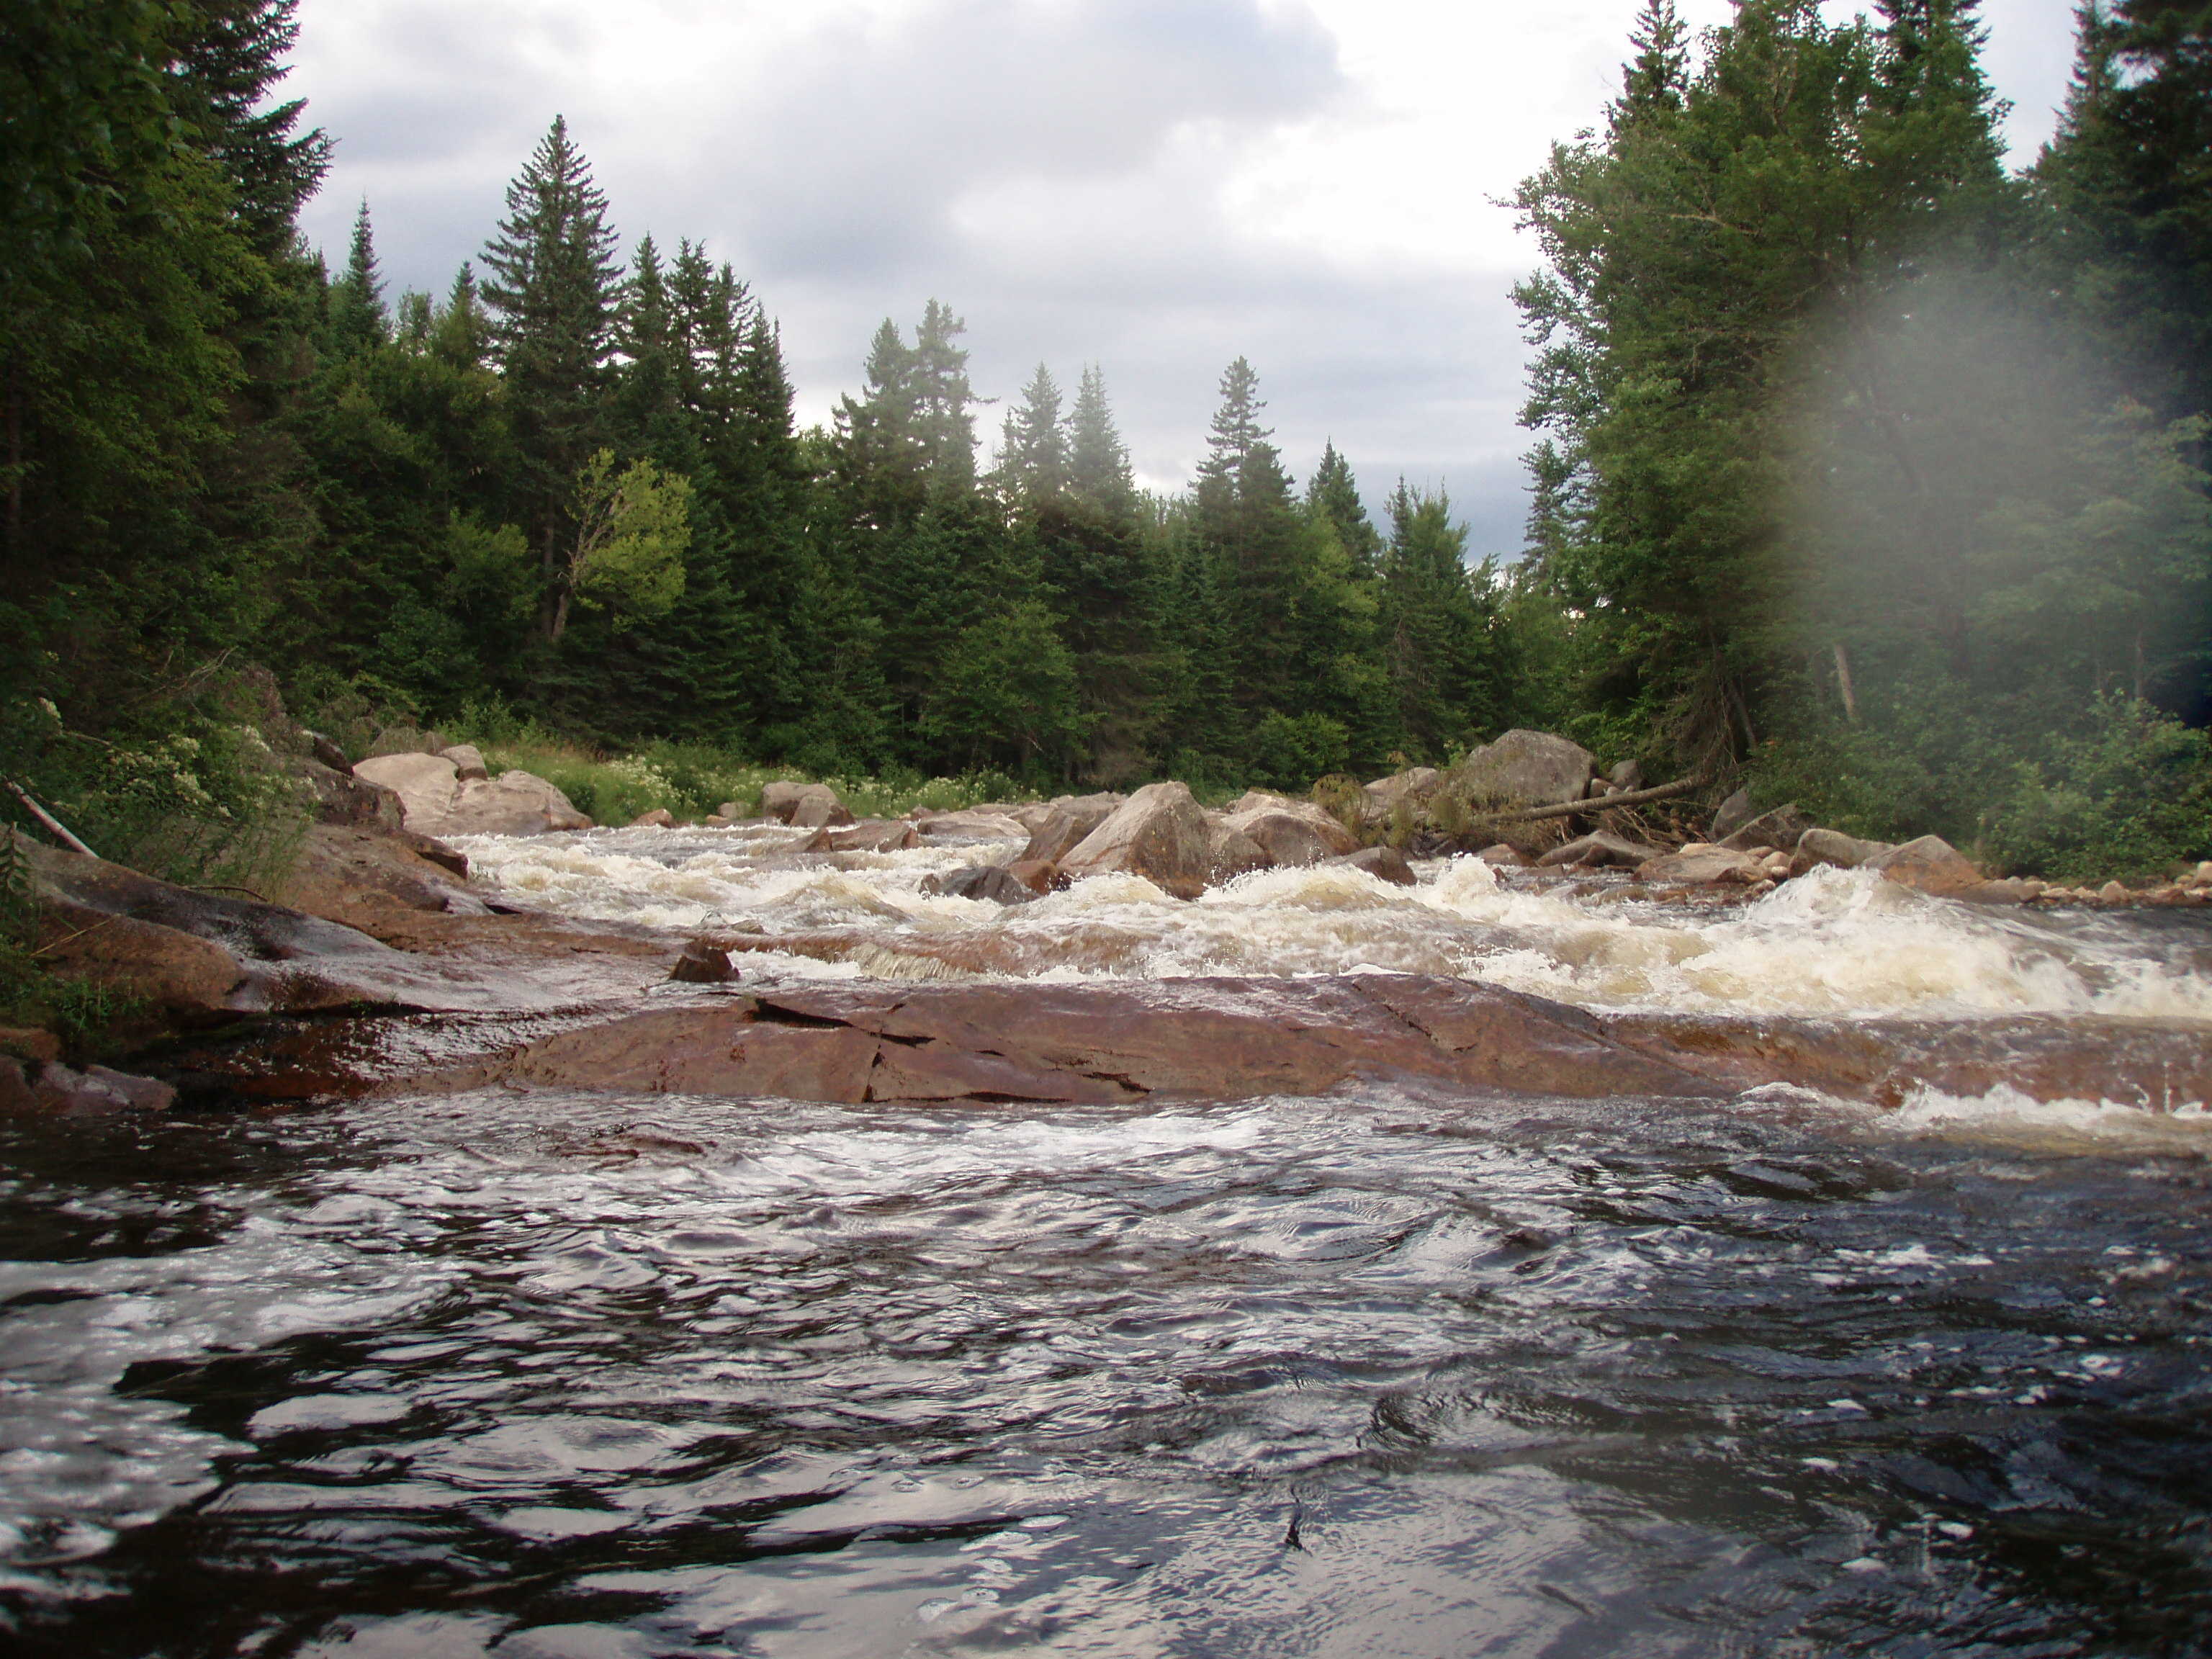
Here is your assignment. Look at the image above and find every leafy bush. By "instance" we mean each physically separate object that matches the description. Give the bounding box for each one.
[1983,696,2212,881]
[1250,711,1351,793]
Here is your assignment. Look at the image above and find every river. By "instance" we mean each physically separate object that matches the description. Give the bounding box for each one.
[3,825,2209,1657]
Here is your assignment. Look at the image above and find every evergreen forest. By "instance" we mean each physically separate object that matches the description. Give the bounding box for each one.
[4,0,2211,881]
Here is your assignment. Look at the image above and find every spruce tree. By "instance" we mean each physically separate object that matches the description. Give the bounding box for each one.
[1305,441,1381,574]
[480,115,623,639]
[328,199,388,355]
[1065,364,1136,514]
[996,363,1067,503]
[170,0,331,257]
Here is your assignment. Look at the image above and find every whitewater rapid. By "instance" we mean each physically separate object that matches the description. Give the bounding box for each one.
[455,823,2212,1025]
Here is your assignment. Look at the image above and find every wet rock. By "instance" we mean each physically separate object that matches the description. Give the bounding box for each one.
[1017,793,1127,865]
[1636,848,1770,885]
[629,808,676,828]
[1793,827,1897,874]
[1475,843,1531,867]
[438,744,490,781]
[1330,845,1417,886]
[668,940,735,984]
[938,865,1039,906]
[1867,835,1984,898]
[27,842,487,1020]
[914,808,1030,842]
[1710,789,1756,843]
[1448,732,1596,809]
[814,819,921,854]
[1058,781,1217,899]
[1206,817,1272,884]
[274,824,485,933]
[1721,804,1810,854]
[1963,878,2036,905]
[0,1058,176,1115]
[1607,759,1645,792]
[1007,858,1061,894]
[1224,802,1358,868]
[1537,831,1665,870]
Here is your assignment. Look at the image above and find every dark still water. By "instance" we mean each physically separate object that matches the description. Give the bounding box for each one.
[1,1084,2208,1658]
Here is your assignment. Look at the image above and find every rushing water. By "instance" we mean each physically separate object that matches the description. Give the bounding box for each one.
[4,827,2211,1657]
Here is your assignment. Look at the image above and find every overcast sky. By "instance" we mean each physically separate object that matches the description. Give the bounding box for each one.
[291,0,2083,552]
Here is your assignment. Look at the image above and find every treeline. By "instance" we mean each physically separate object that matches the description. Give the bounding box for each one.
[1,3,1512,796]
[1506,0,2212,872]
[4,0,2210,877]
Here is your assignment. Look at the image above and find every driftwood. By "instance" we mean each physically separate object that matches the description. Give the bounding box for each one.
[1460,775,1704,831]
[3,778,98,859]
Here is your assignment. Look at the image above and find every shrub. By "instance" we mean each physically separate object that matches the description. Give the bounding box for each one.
[1983,696,2212,881]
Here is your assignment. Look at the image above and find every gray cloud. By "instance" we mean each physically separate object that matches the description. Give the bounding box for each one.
[292,0,2085,559]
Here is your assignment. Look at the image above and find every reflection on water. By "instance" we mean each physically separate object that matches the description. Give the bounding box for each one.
[459,827,2212,1023]
[2,1085,2208,1658]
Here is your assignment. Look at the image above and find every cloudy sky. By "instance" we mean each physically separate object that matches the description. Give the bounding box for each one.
[290,0,2083,552]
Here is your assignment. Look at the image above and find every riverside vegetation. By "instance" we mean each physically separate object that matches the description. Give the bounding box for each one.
[3,1,2211,1041]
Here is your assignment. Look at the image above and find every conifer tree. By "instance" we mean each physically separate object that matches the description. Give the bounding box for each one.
[480,115,624,639]
[328,199,388,355]
[1065,364,1137,514]
[170,0,331,256]
[1305,441,1381,574]
[996,364,1067,503]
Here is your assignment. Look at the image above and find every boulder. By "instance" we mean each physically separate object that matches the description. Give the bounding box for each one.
[1226,788,1295,817]
[0,1058,176,1115]
[272,824,485,933]
[1329,845,1417,886]
[1721,804,1810,853]
[298,759,404,831]
[1537,831,1667,870]
[1224,801,1359,868]
[760,781,852,827]
[354,752,463,826]
[1057,781,1217,899]
[938,865,1040,906]
[1866,835,1984,898]
[913,808,1029,842]
[0,1026,62,1064]
[400,830,469,879]
[1017,793,1128,865]
[1635,848,1771,885]
[438,744,490,781]
[354,754,592,837]
[304,731,352,774]
[1007,858,1062,895]
[668,940,735,984]
[25,842,473,1021]
[1710,789,1757,843]
[1793,827,1897,874]
[1362,768,1443,817]
[1606,759,1645,792]
[814,819,920,854]
[1448,731,1596,809]
[2098,880,2129,904]
[1475,843,1531,867]
[629,808,676,829]
[1206,817,1272,884]
[788,785,853,830]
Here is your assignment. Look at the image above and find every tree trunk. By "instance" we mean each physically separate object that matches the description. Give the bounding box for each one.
[1833,642,1859,723]
[4,356,22,559]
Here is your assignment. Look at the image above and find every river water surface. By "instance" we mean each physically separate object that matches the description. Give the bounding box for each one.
[4,827,2210,1657]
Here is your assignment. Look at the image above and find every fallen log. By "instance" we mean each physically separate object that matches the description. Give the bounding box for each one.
[1460,775,1704,830]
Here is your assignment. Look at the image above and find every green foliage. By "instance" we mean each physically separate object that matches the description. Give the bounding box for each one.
[1984,697,2212,881]
[1249,712,1351,793]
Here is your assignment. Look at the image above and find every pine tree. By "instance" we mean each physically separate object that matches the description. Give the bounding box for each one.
[1618,0,1689,118]
[480,115,624,639]
[910,299,980,493]
[328,198,388,355]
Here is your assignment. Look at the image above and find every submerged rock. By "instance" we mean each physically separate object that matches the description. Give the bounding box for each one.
[935,865,1040,906]
[668,940,736,984]
[1330,845,1418,886]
